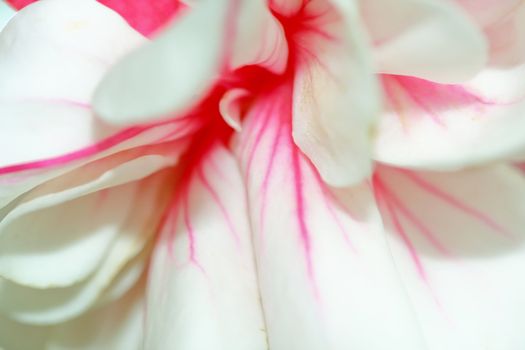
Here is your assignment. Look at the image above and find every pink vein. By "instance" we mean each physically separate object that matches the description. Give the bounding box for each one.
[197,167,241,248]
[376,183,427,281]
[376,177,450,256]
[182,189,205,273]
[259,121,283,240]
[291,142,317,294]
[400,170,511,237]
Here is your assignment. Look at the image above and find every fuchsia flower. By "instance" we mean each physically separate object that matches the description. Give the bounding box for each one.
[0,0,525,349]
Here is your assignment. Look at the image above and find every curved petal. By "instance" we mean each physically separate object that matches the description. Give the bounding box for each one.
[47,277,145,350]
[0,169,171,325]
[361,0,487,83]
[292,0,380,186]
[0,272,146,349]
[0,146,177,288]
[0,0,160,169]
[144,146,266,350]
[374,165,525,349]
[234,85,425,349]
[374,70,525,169]
[94,0,287,125]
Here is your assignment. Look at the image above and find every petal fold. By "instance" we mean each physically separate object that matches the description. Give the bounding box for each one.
[94,0,287,125]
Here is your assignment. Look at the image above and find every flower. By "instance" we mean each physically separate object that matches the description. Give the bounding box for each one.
[1,0,525,349]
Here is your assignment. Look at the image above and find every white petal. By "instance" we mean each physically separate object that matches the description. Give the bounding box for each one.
[454,0,525,67]
[234,86,424,349]
[47,277,145,350]
[0,0,196,174]
[374,67,525,169]
[293,0,380,186]
[0,0,144,168]
[144,146,266,350]
[0,146,176,288]
[0,0,144,103]
[0,170,171,324]
[375,165,525,349]
[94,0,287,125]
[362,0,487,83]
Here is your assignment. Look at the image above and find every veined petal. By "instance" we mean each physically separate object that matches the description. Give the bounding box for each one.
[292,0,380,186]
[0,0,194,172]
[94,0,287,125]
[234,85,424,349]
[361,0,487,83]
[374,165,525,349]
[374,69,525,169]
[144,146,266,350]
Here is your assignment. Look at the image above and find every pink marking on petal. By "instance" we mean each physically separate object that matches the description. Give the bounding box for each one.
[245,102,276,177]
[374,178,428,281]
[182,187,206,274]
[374,176,453,318]
[197,167,241,248]
[291,143,318,295]
[258,121,284,242]
[311,168,358,253]
[375,175,451,256]
[399,169,512,237]
[0,117,196,176]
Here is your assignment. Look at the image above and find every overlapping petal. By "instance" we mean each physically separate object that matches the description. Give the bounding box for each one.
[94,0,287,125]
[374,69,525,169]
[453,0,525,66]
[361,0,487,83]
[0,273,146,350]
[0,0,199,212]
[144,145,267,350]
[0,0,143,167]
[234,86,425,349]
[374,165,525,349]
[292,0,380,186]
[0,167,173,325]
